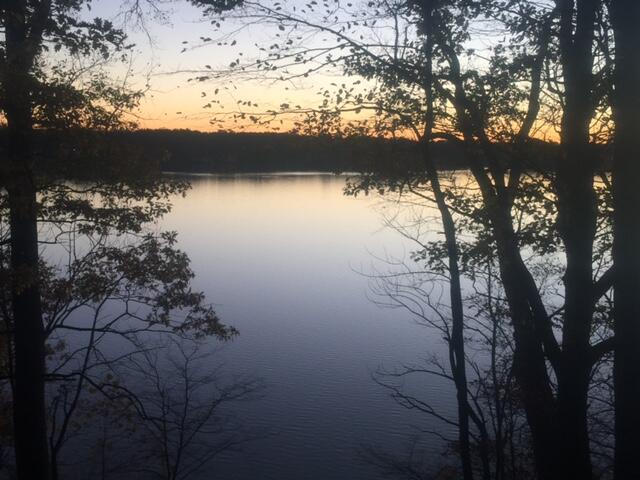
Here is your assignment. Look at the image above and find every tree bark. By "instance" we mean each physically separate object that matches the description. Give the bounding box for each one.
[611,1,640,479]
[553,2,598,478]
[489,202,561,480]
[3,2,51,478]
[6,103,51,480]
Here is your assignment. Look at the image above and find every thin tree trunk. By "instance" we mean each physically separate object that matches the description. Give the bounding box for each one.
[418,4,475,478]
[487,264,506,480]
[422,144,476,480]
[611,1,640,479]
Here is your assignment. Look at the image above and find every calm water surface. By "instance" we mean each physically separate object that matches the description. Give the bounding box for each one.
[161,174,455,480]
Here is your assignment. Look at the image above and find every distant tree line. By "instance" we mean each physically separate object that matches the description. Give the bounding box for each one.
[118,130,573,174]
[0,128,570,174]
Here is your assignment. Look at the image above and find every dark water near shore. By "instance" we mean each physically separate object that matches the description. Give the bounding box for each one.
[157,174,454,479]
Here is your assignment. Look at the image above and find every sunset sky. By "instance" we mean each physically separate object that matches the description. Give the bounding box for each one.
[84,0,561,141]
[88,0,334,132]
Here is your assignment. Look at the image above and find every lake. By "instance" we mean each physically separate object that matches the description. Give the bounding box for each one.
[157,173,456,480]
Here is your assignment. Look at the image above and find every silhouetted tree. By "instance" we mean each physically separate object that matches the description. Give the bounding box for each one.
[0,4,133,477]
[610,1,640,479]
[0,148,239,479]
[363,183,530,479]
[194,2,619,479]
[101,338,262,480]
[0,2,246,478]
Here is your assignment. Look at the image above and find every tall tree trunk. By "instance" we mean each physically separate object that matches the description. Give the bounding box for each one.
[6,104,50,480]
[489,203,560,480]
[436,35,563,478]
[424,1,599,478]
[611,1,640,479]
[417,4,476,478]
[554,1,598,478]
[3,2,51,478]
[421,145,477,480]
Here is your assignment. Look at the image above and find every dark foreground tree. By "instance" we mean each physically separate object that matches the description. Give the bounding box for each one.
[0,2,243,479]
[611,1,640,479]
[1,4,130,477]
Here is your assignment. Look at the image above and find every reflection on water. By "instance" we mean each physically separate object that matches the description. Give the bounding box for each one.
[155,174,453,479]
